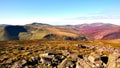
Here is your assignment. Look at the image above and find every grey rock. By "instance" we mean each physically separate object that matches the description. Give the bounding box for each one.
[88,52,103,68]
[107,52,120,68]
[40,57,52,66]
[11,60,26,68]
[62,50,70,56]
[58,58,74,68]
[76,58,91,68]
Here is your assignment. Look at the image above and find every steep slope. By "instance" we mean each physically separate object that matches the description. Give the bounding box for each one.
[0,26,27,41]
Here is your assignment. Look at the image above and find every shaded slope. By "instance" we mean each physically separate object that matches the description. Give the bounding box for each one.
[0,26,27,41]
[102,32,120,40]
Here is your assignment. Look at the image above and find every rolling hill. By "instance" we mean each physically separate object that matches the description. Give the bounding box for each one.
[73,23,120,40]
[0,23,120,41]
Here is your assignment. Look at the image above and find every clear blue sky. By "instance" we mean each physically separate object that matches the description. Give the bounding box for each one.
[0,0,120,25]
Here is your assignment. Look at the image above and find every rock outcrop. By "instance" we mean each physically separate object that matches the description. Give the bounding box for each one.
[107,52,120,68]
[0,40,120,68]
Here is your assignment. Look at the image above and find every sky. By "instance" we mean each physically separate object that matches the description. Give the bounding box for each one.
[0,0,120,25]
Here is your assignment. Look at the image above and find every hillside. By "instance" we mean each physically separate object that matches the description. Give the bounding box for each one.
[24,23,86,40]
[73,23,120,40]
[0,23,120,68]
[0,26,27,41]
[0,23,120,41]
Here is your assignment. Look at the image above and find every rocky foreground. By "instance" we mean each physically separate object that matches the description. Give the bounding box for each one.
[0,40,120,68]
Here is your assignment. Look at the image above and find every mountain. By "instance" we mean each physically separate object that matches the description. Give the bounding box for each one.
[0,23,120,41]
[0,24,10,26]
[23,23,86,40]
[73,23,120,40]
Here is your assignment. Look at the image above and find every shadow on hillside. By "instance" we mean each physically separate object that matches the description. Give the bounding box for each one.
[4,26,27,40]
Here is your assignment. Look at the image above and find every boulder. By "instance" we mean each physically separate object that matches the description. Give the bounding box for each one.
[39,52,55,59]
[58,58,74,68]
[40,57,52,66]
[88,52,103,68]
[76,58,91,68]
[62,50,70,56]
[107,52,120,68]
[11,60,26,68]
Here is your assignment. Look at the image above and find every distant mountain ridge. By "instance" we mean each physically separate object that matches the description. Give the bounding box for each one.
[0,23,120,41]
[0,24,10,26]
[74,23,120,40]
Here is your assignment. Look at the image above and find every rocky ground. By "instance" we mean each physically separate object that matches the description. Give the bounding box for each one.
[0,40,120,68]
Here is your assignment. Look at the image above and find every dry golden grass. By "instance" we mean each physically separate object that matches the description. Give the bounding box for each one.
[46,27,78,37]
[0,39,119,67]
[87,40,120,48]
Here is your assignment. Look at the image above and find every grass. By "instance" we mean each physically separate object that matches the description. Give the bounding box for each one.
[0,39,119,67]
[88,40,120,48]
